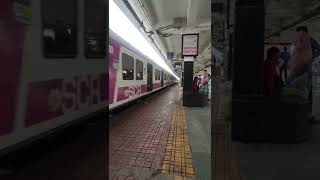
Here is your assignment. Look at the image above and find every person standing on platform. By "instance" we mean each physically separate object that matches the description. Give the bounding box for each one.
[287,26,320,122]
[201,70,209,95]
[264,47,282,97]
[193,76,199,94]
[287,26,317,99]
[280,46,290,83]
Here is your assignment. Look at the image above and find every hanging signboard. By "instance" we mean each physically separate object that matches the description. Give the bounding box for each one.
[167,52,174,60]
[182,34,199,56]
[184,56,194,62]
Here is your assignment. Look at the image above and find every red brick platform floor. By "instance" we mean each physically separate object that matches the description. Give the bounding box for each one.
[109,85,194,180]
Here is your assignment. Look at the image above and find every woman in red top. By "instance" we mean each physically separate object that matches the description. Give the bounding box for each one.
[264,47,282,97]
[193,76,199,94]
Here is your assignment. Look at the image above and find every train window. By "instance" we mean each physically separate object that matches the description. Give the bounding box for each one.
[136,60,143,80]
[155,69,157,80]
[42,0,77,58]
[84,0,106,58]
[122,53,134,80]
[155,69,160,80]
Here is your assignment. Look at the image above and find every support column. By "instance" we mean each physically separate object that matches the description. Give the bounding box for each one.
[183,57,194,106]
[183,61,193,92]
[227,32,233,81]
[231,0,266,141]
[226,0,233,81]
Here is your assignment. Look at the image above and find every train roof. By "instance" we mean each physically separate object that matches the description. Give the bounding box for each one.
[109,29,173,76]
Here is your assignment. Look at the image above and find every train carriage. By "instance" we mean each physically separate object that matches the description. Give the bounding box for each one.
[0,0,107,153]
[109,30,176,110]
[0,0,175,155]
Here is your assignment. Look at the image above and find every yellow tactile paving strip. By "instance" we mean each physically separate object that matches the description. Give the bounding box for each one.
[162,103,195,180]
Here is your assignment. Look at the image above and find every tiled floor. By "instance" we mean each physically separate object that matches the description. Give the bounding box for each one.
[185,103,211,180]
[212,79,241,180]
[161,104,195,178]
[109,86,198,180]
[212,75,320,180]
[109,86,176,179]
[110,174,134,180]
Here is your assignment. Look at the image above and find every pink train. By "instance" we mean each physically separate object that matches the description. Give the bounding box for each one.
[109,30,176,110]
[0,0,108,153]
[0,0,175,154]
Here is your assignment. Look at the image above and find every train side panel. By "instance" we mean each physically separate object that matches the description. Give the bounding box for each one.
[0,0,107,151]
[108,32,175,110]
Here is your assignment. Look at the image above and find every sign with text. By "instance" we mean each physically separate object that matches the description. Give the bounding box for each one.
[184,56,194,62]
[182,34,199,56]
[25,73,108,127]
[167,52,174,60]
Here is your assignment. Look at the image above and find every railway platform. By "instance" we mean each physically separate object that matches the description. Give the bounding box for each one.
[109,85,211,180]
[212,76,241,180]
[212,76,320,180]
[212,0,320,179]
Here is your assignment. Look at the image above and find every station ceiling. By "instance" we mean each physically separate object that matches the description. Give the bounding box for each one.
[127,0,211,73]
[213,0,320,45]
[265,0,320,43]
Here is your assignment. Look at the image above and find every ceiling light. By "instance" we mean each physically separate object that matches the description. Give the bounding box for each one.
[109,0,179,80]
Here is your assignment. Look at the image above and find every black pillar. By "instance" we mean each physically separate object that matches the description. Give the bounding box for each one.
[181,72,184,86]
[232,0,266,141]
[232,0,265,96]
[227,33,233,81]
[183,61,193,105]
[183,61,193,92]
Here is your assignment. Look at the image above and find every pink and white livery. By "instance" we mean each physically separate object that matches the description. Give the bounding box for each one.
[109,30,176,110]
[0,0,107,153]
[0,0,175,154]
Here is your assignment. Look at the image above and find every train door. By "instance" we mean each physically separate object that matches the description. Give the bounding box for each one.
[147,63,153,91]
[161,71,164,87]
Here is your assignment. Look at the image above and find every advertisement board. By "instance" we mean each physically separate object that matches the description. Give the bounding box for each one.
[182,34,199,56]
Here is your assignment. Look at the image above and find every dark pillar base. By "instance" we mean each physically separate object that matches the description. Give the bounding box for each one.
[183,92,208,107]
[232,96,309,144]
[271,97,309,144]
[232,95,269,142]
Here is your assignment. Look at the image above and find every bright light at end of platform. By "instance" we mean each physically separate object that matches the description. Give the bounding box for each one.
[109,0,179,80]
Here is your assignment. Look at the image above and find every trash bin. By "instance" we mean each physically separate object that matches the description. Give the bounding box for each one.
[183,91,208,107]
